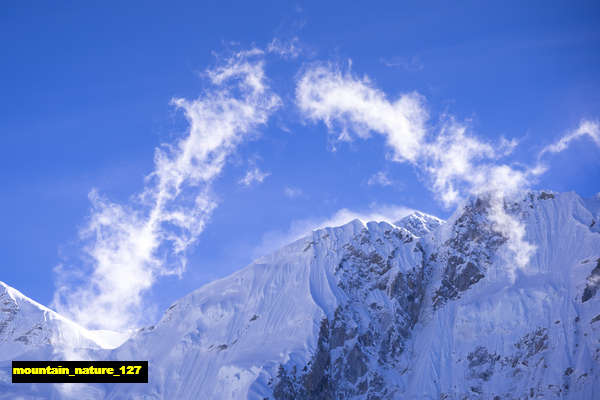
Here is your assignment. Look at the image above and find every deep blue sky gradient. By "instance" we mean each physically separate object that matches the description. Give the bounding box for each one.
[1,1,599,315]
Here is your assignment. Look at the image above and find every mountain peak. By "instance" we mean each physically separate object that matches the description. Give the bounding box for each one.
[0,281,127,360]
[2,191,600,399]
[394,211,444,237]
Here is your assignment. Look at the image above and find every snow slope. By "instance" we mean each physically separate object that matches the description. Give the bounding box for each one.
[0,282,127,398]
[406,192,600,399]
[2,191,599,399]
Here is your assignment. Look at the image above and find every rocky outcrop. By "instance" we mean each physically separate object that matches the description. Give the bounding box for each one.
[433,197,506,308]
[582,258,600,303]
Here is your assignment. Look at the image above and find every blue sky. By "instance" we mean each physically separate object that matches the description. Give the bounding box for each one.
[1,1,599,330]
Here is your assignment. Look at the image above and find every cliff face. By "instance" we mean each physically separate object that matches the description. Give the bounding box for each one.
[268,192,600,400]
[2,191,599,399]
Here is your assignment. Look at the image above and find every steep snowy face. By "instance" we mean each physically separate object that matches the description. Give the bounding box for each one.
[0,281,127,359]
[272,192,600,400]
[110,191,599,400]
[581,193,600,235]
[0,283,129,399]
[273,222,430,399]
[406,191,600,399]
[0,281,105,361]
[430,197,507,309]
[105,220,425,400]
[0,282,106,398]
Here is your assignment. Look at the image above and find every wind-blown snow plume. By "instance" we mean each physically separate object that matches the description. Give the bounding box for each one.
[253,204,414,258]
[54,50,280,332]
[296,64,544,271]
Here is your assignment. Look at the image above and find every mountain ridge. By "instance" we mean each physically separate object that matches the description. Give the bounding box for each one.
[1,190,599,399]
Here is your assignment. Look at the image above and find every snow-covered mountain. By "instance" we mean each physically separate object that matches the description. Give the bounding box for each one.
[0,282,127,398]
[0,282,126,359]
[2,191,599,399]
[394,211,444,237]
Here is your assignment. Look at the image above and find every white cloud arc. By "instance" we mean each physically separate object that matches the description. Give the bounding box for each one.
[53,51,281,333]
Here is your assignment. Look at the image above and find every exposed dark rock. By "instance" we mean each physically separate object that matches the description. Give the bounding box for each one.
[514,328,549,359]
[274,318,334,400]
[0,291,19,337]
[303,318,332,397]
[344,344,368,384]
[303,242,314,252]
[14,335,29,344]
[467,346,498,381]
[582,259,600,303]
[455,262,484,292]
[274,224,429,399]
[499,328,549,372]
[433,197,506,308]
[270,197,593,400]
[538,192,555,200]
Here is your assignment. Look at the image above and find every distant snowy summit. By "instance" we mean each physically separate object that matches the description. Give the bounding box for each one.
[394,210,444,237]
[1,191,600,399]
[0,282,126,360]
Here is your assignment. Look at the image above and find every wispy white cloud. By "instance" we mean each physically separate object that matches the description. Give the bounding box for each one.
[253,204,414,258]
[297,63,428,162]
[538,119,600,158]
[421,117,532,207]
[367,171,393,187]
[295,62,550,273]
[267,37,302,59]
[284,186,303,198]
[53,50,281,332]
[296,63,536,202]
[239,167,270,187]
